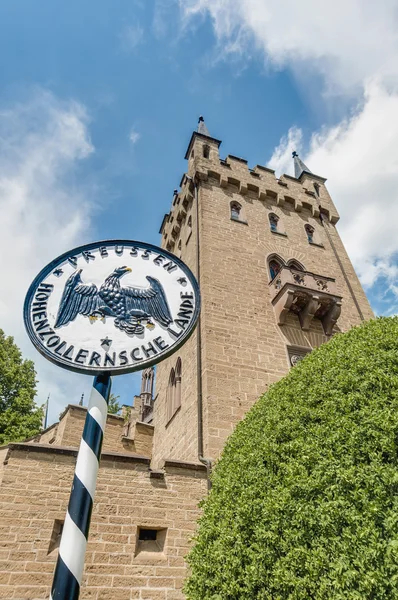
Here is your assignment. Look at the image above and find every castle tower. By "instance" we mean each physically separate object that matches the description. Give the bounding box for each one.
[0,118,375,599]
[151,117,373,467]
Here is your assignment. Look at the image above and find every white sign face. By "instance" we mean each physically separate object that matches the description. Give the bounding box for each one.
[24,240,200,375]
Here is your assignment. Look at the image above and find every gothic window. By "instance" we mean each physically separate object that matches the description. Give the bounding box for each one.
[305,224,315,243]
[186,215,192,244]
[166,358,182,423]
[203,145,210,159]
[175,358,182,412]
[269,258,283,281]
[166,368,175,423]
[141,368,154,396]
[269,213,279,232]
[313,182,320,197]
[230,202,242,221]
[287,260,304,271]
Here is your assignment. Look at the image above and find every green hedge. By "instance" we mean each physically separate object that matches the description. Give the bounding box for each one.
[185,317,398,599]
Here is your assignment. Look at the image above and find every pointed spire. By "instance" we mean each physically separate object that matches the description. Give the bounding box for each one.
[292,151,312,179]
[197,115,210,137]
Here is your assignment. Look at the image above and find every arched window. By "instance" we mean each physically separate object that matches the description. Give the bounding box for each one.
[287,260,304,271]
[269,213,279,232]
[203,145,210,159]
[141,367,154,395]
[305,224,315,243]
[175,358,182,412]
[166,368,175,422]
[231,202,242,221]
[268,257,283,281]
[313,182,320,197]
[166,358,182,423]
[186,215,193,244]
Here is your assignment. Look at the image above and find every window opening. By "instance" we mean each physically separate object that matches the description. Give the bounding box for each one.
[175,358,182,412]
[269,213,279,232]
[135,527,167,557]
[305,224,315,243]
[139,528,158,541]
[231,202,241,220]
[203,145,210,159]
[288,260,304,271]
[48,520,64,555]
[269,259,282,281]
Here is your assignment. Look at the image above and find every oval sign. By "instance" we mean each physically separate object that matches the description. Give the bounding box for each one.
[24,240,200,375]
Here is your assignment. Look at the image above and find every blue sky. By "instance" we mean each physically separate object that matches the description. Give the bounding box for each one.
[1,0,398,424]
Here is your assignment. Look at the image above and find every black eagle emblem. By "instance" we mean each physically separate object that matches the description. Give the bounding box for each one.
[54,266,173,336]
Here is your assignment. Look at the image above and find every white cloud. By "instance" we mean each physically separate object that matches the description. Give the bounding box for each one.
[268,83,398,294]
[267,126,302,175]
[129,128,141,144]
[179,0,398,95]
[0,89,97,425]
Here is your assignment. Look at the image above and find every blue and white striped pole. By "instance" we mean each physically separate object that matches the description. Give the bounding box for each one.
[50,372,112,600]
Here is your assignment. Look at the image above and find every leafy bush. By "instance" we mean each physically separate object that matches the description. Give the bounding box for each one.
[0,329,41,444]
[185,317,398,599]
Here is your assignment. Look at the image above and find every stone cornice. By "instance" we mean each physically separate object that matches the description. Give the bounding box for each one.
[5,442,151,465]
[161,458,207,472]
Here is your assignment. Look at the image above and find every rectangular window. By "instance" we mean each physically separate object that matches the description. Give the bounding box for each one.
[135,527,167,557]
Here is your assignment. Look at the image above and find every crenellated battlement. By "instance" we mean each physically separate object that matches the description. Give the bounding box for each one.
[160,145,339,251]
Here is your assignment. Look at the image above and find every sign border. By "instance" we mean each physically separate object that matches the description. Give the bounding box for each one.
[23,239,201,376]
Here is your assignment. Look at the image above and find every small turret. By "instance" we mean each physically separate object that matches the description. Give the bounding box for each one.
[184,115,222,163]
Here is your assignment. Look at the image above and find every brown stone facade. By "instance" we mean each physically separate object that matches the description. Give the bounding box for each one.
[153,129,373,464]
[0,122,373,598]
[0,408,206,600]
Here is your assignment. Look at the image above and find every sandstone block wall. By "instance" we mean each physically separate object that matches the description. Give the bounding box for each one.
[153,133,373,462]
[28,406,154,459]
[0,444,207,600]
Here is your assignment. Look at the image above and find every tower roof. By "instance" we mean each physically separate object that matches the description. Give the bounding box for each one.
[184,116,222,159]
[292,151,313,179]
[197,115,210,136]
[291,151,327,183]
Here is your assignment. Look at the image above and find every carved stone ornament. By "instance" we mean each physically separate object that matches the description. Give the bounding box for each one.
[293,272,305,285]
[24,240,200,375]
[290,354,304,366]
[274,278,282,290]
[316,278,329,291]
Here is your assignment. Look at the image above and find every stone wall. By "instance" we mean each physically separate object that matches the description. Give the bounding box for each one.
[28,406,154,459]
[0,444,207,600]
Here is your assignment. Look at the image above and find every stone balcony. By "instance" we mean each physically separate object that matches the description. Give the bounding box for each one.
[270,267,342,336]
